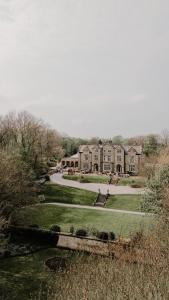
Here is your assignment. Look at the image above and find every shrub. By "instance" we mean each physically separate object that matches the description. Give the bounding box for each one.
[130,184,142,188]
[109,232,116,240]
[50,225,61,232]
[75,229,88,237]
[96,231,109,241]
[45,175,50,181]
[79,177,90,183]
[90,227,99,237]
[29,224,39,229]
[70,225,74,235]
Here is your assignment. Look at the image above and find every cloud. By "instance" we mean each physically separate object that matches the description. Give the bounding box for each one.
[129,94,148,104]
[0,0,169,137]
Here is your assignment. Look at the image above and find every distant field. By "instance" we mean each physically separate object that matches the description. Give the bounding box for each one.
[12,205,153,238]
[63,174,146,187]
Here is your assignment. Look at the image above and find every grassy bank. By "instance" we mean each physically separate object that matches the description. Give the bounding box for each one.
[43,184,143,212]
[0,248,74,300]
[11,205,152,238]
[106,194,143,211]
[43,183,97,205]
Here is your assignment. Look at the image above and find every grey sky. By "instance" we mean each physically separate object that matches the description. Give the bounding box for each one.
[0,0,169,138]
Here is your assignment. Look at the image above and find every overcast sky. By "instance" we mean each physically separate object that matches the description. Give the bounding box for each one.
[0,0,169,138]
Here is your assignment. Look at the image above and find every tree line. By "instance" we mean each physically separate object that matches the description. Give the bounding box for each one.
[0,110,169,220]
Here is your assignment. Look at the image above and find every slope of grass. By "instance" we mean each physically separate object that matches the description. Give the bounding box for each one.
[43,184,143,212]
[12,205,153,238]
[106,194,143,211]
[0,248,73,300]
[43,183,97,205]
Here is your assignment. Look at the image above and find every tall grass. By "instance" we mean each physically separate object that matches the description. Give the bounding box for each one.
[37,189,169,300]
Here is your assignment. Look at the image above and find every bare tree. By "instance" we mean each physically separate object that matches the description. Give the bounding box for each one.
[0,111,63,177]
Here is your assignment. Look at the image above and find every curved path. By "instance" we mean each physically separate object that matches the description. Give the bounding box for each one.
[50,173,145,195]
[45,202,149,216]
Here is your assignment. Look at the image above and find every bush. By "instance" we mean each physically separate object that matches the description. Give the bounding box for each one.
[79,177,90,183]
[96,231,109,241]
[50,224,61,232]
[9,226,59,246]
[109,232,116,240]
[70,225,74,235]
[45,175,50,181]
[75,229,88,237]
[29,224,39,229]
[90,227,99,237]
[130,184,142,188]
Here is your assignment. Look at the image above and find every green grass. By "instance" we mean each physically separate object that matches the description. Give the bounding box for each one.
[106,194,143,211]
[63,174,146,187]
[63,174,109,184]
[117,178,146,187]
[43,183,97,205]
[12,205,153,238]
[43,184,143,212]
[0,248,74,300]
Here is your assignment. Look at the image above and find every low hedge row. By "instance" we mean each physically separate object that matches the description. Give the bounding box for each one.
[49,224,116,241]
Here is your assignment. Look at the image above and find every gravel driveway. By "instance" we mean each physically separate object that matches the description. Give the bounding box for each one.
[50,173,145,195]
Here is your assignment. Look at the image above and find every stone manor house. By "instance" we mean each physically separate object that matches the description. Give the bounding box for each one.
[61,143,143,175]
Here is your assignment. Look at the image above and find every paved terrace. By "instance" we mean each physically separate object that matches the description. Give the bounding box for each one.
[50,173,145,195]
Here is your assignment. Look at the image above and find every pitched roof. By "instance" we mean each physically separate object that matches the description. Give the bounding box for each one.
[123,145,143,154]
[79,145,100,152]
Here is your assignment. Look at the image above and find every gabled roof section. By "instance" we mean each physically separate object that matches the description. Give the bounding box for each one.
[123,145,143,155]
[70,153,79,159]
[79,145,99,152]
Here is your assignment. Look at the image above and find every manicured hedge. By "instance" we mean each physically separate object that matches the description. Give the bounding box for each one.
[50,224,61,232]
[75,229,88,237]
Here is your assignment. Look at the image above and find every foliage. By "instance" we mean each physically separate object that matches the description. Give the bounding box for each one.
[109,231,116,240]
[96,231,109,240]
[0,149,36,219]
[62,136,87,157]
[143,134,159,157]
[142,164,169,213]
[111,135,124,145]
[70,225,75,235]
[75,229,88,237]
[50,224,61,232]
[0,111,63,178]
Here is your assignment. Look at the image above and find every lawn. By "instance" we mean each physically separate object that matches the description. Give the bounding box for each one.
[43,184,143,212]
[117,177,146,187]
[0,248,73,300]
[63,174,146,187]
[63,174,109,184]
[43,183,97,205]
[106,194,143,211]
[12,205,153,238]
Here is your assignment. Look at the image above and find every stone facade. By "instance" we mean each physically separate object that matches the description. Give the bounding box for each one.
[78,144,143,175]
[61,154,79,168]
